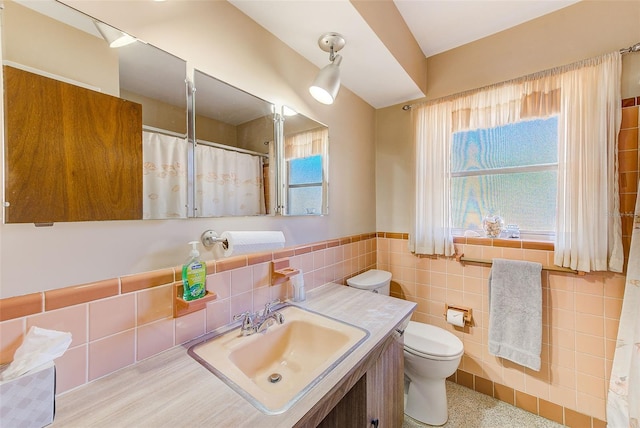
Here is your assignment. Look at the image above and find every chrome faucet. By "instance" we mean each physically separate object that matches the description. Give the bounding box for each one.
[233,300,284,336]
[256,310,285,334]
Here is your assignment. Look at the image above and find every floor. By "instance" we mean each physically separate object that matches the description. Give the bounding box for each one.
[403,381,564,428]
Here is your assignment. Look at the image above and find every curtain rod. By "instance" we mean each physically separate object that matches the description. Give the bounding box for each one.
[142,125,187,139]
[402,42,640,111]
[196,139,269,158]
[620,42,640,55]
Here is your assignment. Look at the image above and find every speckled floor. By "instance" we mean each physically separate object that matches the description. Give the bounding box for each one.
[403,381,564,428]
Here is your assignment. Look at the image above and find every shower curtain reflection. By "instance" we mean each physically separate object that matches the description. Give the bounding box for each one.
[142,131,188,219]
[196,144,266,217]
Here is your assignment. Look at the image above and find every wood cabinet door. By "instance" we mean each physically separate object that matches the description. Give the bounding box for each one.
[366,331,405,427]
[4,65,142,223]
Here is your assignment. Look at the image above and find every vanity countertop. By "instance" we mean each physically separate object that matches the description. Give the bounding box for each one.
[51,283,416,427]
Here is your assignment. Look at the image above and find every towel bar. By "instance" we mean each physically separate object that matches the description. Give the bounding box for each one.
[454,253,584,275]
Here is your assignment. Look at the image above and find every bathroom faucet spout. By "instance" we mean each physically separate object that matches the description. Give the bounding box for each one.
[256,311,284,334]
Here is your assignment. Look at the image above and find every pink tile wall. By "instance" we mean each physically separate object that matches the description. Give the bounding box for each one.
[0,234,376,395]
[377,236,625,421]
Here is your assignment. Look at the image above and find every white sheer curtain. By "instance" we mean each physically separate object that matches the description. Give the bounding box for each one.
[142,131,188,219]
[196,145,265,217]
[411,52,623,272]
[410,101,456,256]
[284,127,328,160]
[554,53,623,273]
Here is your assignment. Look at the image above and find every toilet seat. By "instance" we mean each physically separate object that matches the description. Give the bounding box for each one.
[404,321,464,361]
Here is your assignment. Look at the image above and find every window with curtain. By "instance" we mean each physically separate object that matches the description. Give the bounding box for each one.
[411,51,623,273]
[284,127,329,215]
[451,117,558,235]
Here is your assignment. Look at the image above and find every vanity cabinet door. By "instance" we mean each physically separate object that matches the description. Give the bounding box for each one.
[4,65,142,223]
[366,331,405,427]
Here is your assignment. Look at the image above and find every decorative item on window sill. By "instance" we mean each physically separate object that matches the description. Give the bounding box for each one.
[482,212,504,238]
[505,224,520,239]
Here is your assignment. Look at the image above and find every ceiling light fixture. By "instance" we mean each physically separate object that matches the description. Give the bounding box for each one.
[309,32,345,105]
[94,21,137,48]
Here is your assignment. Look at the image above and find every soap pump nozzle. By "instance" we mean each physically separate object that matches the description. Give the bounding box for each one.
[188,241,200,258]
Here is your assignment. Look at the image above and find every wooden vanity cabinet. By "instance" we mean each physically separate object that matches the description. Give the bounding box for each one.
[313,329,405,428]
[366,329,405,426]
[3,65,143,223]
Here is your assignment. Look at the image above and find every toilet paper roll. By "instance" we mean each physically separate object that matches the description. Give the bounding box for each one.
[446,309,465,327]
[221,231,285,257]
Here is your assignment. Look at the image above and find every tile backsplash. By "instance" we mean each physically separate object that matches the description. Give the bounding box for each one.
[0,233,377,394]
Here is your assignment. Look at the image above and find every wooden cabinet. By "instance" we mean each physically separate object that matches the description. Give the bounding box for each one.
[314,329,405,428]
[366,330,405,427]
[3,65,142,223]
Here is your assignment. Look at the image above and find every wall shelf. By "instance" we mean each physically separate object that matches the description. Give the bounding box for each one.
[271,258,299,285]
[173,282,217,318]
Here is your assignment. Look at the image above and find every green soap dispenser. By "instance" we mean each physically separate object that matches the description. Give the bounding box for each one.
[182,241,207,301]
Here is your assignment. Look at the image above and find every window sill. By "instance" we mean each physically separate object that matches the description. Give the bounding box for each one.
[453,236,554,251]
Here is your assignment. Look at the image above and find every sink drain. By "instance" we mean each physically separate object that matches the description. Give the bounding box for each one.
[268,373,282,383]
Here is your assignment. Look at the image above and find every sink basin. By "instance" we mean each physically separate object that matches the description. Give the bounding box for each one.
[188,304,369,414]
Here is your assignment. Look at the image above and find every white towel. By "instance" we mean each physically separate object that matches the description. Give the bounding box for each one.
[488,258,542,371]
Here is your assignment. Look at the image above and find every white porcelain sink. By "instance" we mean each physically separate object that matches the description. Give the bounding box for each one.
[188,304,369,414]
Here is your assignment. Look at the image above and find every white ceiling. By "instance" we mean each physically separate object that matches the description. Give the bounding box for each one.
[230,0,580,108]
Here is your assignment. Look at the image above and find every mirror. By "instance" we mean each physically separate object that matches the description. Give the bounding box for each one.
[2,0,188,222]
[124,45,188,220]
[193,69,275,217]
[280,107,329,216]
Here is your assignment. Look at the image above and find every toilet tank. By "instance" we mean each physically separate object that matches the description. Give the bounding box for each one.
[346,269,392,296]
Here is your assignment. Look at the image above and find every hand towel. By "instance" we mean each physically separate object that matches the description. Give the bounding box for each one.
[488,258,542,371]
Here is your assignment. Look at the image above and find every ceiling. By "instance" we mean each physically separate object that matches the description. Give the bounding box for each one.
[229,0,580,109]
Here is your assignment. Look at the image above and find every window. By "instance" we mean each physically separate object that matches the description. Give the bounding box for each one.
[287,155,323,215]
[450,117,558,236]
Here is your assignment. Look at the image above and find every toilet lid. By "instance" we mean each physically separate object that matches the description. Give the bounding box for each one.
[404,321,463,358]
[346,269,392,290]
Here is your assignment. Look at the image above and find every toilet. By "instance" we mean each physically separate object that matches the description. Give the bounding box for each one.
[347,269,464,426]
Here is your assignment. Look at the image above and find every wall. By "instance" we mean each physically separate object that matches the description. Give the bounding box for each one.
[3,0,119,96]
[0,0,377,298]
[375,94,639,425]
[376,0,640,234]
[378,234,627,426]
[0,233,376,394]
[372,2,640,424]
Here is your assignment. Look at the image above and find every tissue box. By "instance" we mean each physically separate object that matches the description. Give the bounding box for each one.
[0,362,55,427]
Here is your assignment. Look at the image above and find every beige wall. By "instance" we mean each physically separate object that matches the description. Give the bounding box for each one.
[376,0,640,233]
[0,0,376,298]
[3,1,119,95]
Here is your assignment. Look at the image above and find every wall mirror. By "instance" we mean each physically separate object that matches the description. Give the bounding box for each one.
[2,0,188,222]
[192,69,276,217]
[280,107,329,216]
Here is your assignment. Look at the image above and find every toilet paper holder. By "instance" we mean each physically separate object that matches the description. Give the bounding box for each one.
[443,304,472,326]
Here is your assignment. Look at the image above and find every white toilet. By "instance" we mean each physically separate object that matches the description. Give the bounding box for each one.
[347,269,464,426]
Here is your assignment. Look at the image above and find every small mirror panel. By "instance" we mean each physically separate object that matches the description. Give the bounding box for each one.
[193,70,275,217]
[281,107,329,216]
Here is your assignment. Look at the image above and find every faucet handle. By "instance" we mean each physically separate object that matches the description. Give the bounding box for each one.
[263,299,281,315]
[233,310,251,321]
[233,310,254,327]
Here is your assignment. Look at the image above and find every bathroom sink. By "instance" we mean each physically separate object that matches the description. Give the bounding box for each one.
[188,304,369,414]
